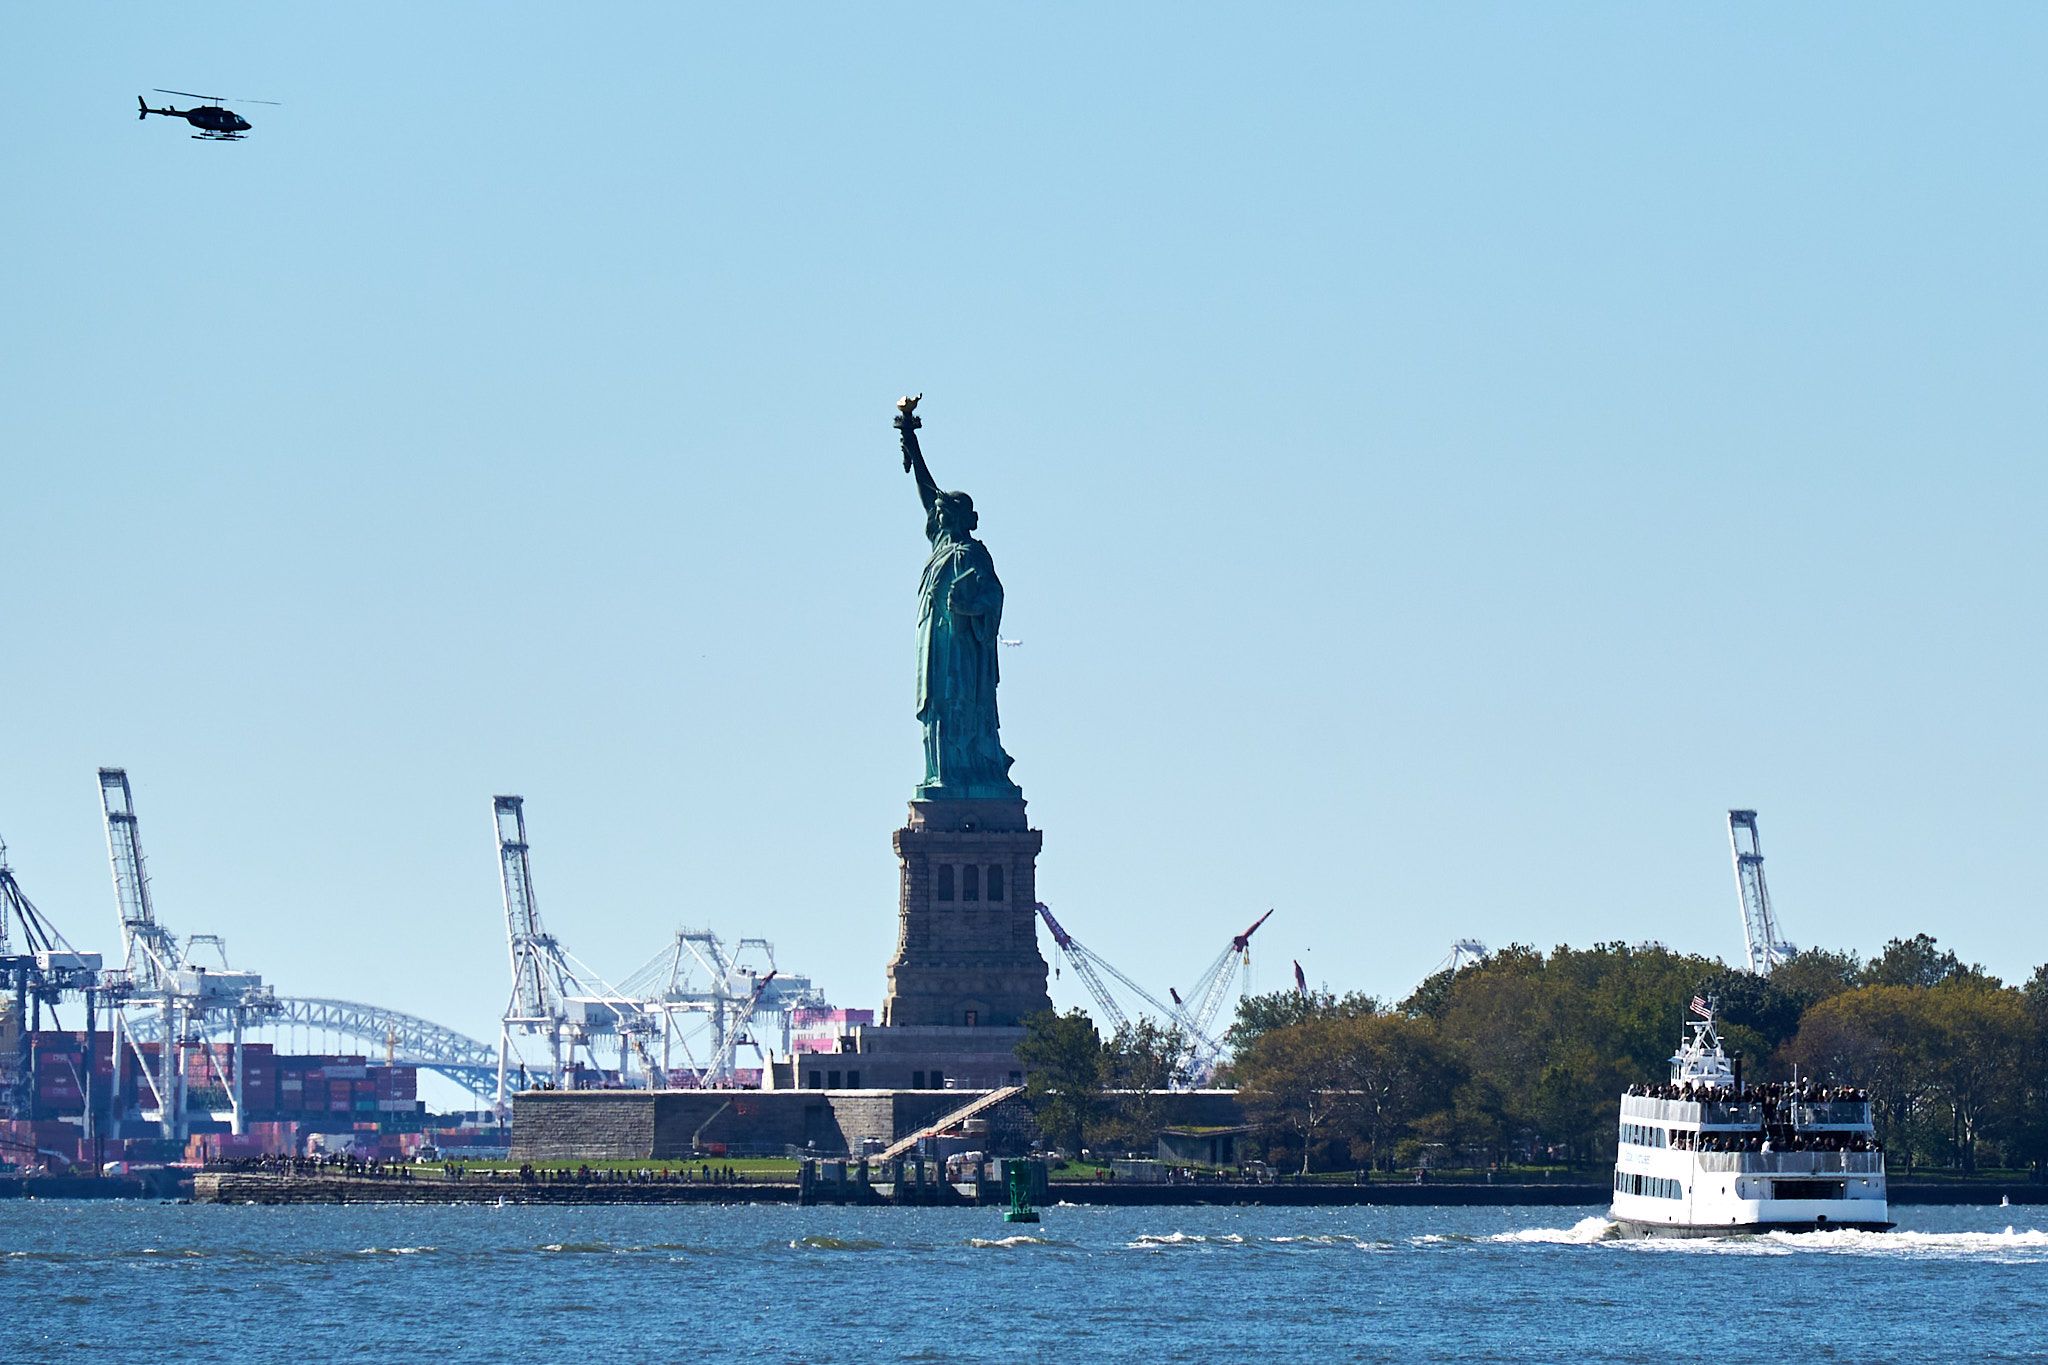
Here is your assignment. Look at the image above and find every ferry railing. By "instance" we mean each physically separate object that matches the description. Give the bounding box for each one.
[1693,1150,1884,1175]
[1620,1096,1767,1126]
[1790,1101,1872,1128]
[1620,1096,1872,1129]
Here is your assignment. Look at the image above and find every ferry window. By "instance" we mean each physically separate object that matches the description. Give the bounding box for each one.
[962,865,980,901]
[937,865,955,901]
[987,864,1004,901]
[912,1070,926,1089]
[847,1071,860,1089]
[828,1070,842,1089]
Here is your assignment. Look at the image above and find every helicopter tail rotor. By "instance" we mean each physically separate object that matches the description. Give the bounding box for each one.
[138,95,149,120]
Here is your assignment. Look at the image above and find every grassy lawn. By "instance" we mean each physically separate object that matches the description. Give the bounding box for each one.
[1047,1164,1120,1182]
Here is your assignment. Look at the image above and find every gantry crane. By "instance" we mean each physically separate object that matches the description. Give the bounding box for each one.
[493,795,649,1107]
[98,768,274,1141]
[612,928,824,1085]
[1728,810,1797,974]
[0,840,106,1145]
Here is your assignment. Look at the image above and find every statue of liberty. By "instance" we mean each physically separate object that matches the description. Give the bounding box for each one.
[895,395,1021,801]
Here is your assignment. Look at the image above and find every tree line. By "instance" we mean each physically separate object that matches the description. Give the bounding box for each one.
[1018,934,2048,1176]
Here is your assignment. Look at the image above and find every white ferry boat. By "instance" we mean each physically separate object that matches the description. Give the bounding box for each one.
[1611,999,1890,1237]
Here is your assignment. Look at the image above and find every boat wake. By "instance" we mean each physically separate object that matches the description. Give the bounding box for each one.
[1749,1226,2048,1259]
[1489,1220,2048,1258]
[1489,1216,1621,1244]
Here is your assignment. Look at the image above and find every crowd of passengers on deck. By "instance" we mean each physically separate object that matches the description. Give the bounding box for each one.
[1625,1080,1870,1104]
[1667,1129,1880,1153]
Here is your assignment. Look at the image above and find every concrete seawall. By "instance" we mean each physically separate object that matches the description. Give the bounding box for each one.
[0,1171,191,1200]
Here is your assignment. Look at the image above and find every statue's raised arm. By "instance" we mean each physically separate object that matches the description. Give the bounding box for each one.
[896,394,938,514]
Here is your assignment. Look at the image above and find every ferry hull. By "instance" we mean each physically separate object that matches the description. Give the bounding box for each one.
[1613,1216,1894,1239]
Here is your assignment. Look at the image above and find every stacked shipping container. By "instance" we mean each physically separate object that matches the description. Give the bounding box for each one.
[7,1034,420,1121]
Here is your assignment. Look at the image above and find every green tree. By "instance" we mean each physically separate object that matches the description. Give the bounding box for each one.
[1919,981,2031,1171]
[2025,963,2048,1015]
[1692,966,1804,1065]
[1343,1014,1461,1171]
[1016,1009,1105,1154]
[1783,986,1935,1165]
[1433,942,1724,1166]
[1234,1015,1363,1173]
[1224,987,1378,1054]
[1235,1012,1460,1173]
[1862,934,1991,989]
[1399,967,1459,1020]
[2014,965,2048,1177]
[1769,947,1863,1006]
[1099,1017,1194,1151]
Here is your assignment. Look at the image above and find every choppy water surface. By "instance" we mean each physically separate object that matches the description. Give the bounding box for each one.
[4,1201,2044,1362]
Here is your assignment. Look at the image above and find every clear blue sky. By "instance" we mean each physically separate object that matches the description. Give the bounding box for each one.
[5,6,2045,1068]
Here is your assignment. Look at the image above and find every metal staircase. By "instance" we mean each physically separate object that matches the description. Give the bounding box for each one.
[874,1084,1024,1163]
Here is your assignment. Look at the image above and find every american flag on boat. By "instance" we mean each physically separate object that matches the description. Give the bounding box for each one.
[1690,996,1712,1018]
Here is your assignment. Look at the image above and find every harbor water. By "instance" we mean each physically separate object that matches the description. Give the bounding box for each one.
[6,1201,2044,1362]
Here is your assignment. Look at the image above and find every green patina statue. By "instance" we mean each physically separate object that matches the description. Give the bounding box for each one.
[896,395,1022,801]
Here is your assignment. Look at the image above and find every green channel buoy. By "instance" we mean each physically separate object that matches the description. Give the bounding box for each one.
[1004,1162,1040,1223]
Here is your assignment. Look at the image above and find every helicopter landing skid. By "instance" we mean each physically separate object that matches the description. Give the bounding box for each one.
[191,132,245,141]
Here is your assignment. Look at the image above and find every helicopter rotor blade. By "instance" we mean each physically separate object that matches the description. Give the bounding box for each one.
[152,89,280,106]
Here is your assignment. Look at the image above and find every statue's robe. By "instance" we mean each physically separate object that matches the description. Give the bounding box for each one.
[916,523,1018,797]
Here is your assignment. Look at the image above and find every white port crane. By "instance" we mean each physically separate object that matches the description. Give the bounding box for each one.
[612,929,824,1086]
[98,768,276,1141]
[1728,809,1797,974]
[493,795,651,1107]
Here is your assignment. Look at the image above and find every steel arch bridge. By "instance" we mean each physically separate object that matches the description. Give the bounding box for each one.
[135,997,501,1101]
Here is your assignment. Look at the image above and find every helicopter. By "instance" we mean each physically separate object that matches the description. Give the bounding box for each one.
[138,90,278,141]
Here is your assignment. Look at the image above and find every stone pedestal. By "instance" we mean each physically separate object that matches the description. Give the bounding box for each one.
[881,799,1051,1029]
